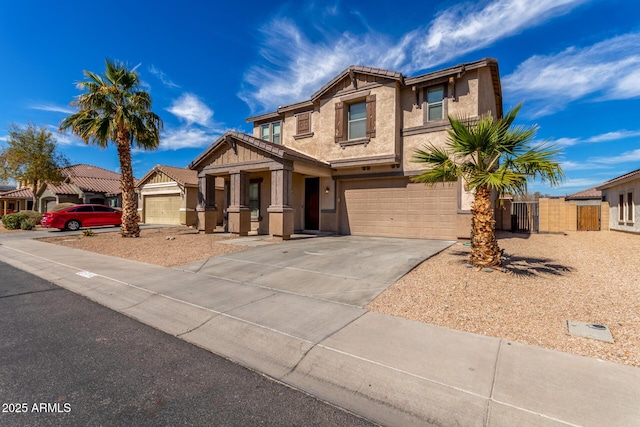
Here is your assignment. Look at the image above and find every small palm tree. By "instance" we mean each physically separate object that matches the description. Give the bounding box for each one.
[412,104,564,268]
[60,59,163,237]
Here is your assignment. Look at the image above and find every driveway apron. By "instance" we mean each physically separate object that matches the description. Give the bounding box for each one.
[179,235,455,307]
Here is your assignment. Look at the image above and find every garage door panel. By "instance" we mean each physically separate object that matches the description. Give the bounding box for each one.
[340,178,457,239]
[144,195,181,225]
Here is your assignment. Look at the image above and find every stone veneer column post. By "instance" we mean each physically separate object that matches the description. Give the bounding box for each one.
[196,175,218,233]
[227,171,251,236]
[267,166,294,240]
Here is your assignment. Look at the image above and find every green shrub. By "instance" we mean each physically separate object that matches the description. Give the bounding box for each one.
[82,229,95,237]
[1,213,28,230]
[20,217,36,230]
[21,210,42,224]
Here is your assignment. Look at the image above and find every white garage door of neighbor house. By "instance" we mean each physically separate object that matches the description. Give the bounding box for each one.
[144,195,181,225]
[340,178,457,239]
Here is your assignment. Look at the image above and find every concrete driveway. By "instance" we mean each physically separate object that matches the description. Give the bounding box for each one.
[180,235,455,307]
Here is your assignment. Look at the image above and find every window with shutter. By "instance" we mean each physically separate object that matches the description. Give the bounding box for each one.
[296,112,310,135]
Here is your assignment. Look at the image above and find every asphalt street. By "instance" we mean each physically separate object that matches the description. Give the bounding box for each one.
[0,261,376,427]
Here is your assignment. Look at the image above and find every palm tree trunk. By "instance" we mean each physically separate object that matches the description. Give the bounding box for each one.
[470,185,501,268]
[116,131,140,237]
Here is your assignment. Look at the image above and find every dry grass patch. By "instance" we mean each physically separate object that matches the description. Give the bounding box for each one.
[38,227,249,267]
[367,230,640,367]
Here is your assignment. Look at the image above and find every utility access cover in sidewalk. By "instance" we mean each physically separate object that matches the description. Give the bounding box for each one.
[567,320,614,343]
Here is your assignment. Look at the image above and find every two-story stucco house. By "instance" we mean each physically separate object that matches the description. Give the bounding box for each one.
[189,58,503,240]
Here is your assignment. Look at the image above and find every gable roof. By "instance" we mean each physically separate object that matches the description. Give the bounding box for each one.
[246,57,501,122]
[0,187,34,200]
[45,164,123,196]
[597,167,640,190]
[565,187,602,200]
[310,65,404,101]
[189,131,329,170]
[137,165,198,188]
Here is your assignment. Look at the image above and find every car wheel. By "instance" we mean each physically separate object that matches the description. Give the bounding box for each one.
[66,220,81,231]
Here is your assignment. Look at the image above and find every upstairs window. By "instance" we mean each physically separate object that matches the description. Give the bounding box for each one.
[426,85,445,121]
[335,94,376,144]
[348,102,366,139]
[260,121,281,144]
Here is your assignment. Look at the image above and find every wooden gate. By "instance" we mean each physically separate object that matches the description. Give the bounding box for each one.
[577,205,600,231]
[511,202,539,233]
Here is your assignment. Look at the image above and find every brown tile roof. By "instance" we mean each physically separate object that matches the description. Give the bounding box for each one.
[46,164,124,196]
[565,187,602,200]
[189,131,330,170]
[597,167,640,190]
[137,165,198,188]
[0,187,34,199]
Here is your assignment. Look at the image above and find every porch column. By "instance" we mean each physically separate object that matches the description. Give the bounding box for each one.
[2,199,6,216]
[267,166,294,240]
[227,171,251,236]
[196,175,218,233]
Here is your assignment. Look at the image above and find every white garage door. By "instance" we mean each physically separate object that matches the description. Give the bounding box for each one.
[144,195,181,225]
[339,178,457,239]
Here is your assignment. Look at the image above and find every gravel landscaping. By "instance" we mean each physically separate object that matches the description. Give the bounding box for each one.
[20,224,640,367]
[368,230,640,368]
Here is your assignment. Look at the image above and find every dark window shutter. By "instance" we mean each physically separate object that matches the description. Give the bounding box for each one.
[366,94,376,138]
[335,102,344,142]
[297,112,310,135]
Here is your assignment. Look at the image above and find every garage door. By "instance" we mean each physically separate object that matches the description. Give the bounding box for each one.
[339,178,457,239]
[144,195,181,225]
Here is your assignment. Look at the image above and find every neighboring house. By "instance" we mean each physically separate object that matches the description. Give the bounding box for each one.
[0,187,35,215]
[597,167,640,234]
[189,58,503,240]
[565,187,602,205]
[36,164,124,212]
[136,165,221,226]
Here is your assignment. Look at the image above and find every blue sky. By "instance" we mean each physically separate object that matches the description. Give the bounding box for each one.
[1,0,639,195]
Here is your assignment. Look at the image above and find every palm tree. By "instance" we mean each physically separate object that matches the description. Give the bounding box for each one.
[412,104,564,268]
[60,59,163,237]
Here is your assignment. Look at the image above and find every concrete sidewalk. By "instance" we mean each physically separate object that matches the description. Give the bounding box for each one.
[0,236,638,426]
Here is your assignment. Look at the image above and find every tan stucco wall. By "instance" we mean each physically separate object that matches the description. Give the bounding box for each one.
[279,83,399,163]
[477,67,499,118]
[402,131,449,172]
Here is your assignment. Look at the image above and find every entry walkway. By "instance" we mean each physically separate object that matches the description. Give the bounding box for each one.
[0,234,638,426]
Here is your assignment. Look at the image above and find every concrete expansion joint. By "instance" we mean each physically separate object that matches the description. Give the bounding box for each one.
[176,314,218,338]
[283,311,369,379]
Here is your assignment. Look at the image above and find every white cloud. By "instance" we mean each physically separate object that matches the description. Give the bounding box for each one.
[239,0,585,112]
[167,93,213,126]
[409,0,585,70]
[30,103,75,114]
[586,130,640,143]
[158,127,221,151]
[503,32,640,116]
[552,129,640,147]
[149,65,180,88]
[591,148,640,165]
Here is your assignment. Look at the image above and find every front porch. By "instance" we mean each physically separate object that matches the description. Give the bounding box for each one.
[190,132,335,240]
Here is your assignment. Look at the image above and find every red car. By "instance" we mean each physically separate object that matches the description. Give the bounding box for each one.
[40,204,122,231]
